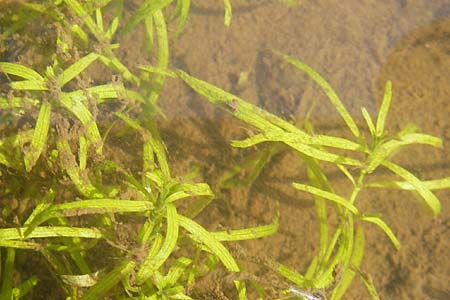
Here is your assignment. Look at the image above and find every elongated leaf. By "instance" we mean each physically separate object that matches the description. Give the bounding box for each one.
[147,9,169,107]
[138,65,176,78]
[223,0,232,26]
[365,133,442,174]
[375,81,392,137]
[136,203,179,284]
[57,53,99,87]
[293,183,358,214]
[332,227,365,300]
[98,55,140,85]
[82,260,136,300]
[79,135,87,170]
[0,226,103,240]
[11,80,48,90]
[397,132,442,148]
[24,102,51,172]
[174,70,292,134]
[25,200,153,235]
[269,260,308,286]
[0,240,42,250]
[0,62,43,80]
[174,0,190,37]
[57,140,103,197]
[235,280,247,300]
[275,51,360,138]
[361,107,376,137]
[177,214,240,272]
[358,215,400,249]
[366,177,450,190]
[60,94,102,152]
[161,257,192,287]
[212,213,278,241]
[358,271,380,300]
[382,161,441,215]
[165,183,213,203]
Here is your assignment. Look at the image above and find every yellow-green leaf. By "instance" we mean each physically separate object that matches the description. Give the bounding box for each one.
[293,183,358,214]
[24,102,51,172]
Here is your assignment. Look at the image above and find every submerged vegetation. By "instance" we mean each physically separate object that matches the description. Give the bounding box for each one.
[0,1,448,299]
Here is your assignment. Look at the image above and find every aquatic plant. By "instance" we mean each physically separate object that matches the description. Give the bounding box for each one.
[0,1,448,299]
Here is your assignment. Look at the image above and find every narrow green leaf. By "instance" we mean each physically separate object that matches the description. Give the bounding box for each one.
[375,81,392,137]
[269,260,307,286]
[364,132,441,174]
[174,0,190,37]
[98,55,140,85]
[60,94,102,152]
[136,203,179,284]
[212,213,278,241]
[292,183,358,214]
[161,257,192,287]
[96,8,104,32]
[358,215,400,249]
[231,134,268,148]
[357,271,380,300]
[79,135,87,170]
[57,53,99,87]
[177,214,240,272]
[57,140,103,197]
[0,226,103,240]
[11,80,48,90]
[82,260,136,300]
[25,200,153,234]
[0,62,43,80]
[71,24,89,45]
[0,240,42,250]
[165,183,213,203]
[366,176,450,190]
[332,227,365,300]
[223,0,232,26]
[24,102,51,172]
[382,160,441,215]
[235,280,247,300]
[361,107,376,137]
[397,132,442,148]
[149,9,169,105]
[138,65,176,78]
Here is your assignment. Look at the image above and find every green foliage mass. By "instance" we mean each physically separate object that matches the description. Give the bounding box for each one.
[0,1,448,300]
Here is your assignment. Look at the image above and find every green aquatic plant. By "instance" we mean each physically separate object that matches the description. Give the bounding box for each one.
[139,50,449,299]
[0,1,271,299]
[1,0,448,300]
